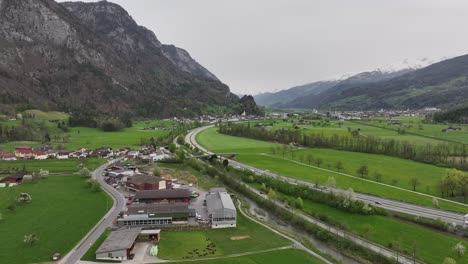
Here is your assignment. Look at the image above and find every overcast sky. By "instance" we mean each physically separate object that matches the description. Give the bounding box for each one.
[59,0,468,95]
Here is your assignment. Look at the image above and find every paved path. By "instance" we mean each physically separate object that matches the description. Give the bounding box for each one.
[186,125,466,226]
[60,158,126,264]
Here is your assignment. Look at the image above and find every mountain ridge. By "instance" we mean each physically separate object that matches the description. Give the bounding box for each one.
[0,0,259,117]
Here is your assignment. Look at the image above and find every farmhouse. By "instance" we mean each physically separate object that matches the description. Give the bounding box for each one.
[206,188,236,229]
[126,174,171,192]
[133,189,191,204]
[0,152,16,161]
[118,202,194,227]
[0,172,31,186]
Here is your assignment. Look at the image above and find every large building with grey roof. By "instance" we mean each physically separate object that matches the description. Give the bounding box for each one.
[95,227,142,261]
[118,202,195,227]
[206,187,236,228]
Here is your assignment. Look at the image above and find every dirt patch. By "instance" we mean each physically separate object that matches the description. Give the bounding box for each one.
[230,235,250,241]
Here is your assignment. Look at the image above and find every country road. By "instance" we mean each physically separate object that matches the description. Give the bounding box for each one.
[60,158,126,264]
[186,125,466,226]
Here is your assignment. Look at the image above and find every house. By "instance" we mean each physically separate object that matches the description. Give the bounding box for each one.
[149,149,172,161]
[206,188,236,229]
[15,146,33,158]
[126,150,140,159]
[117,202,194,227]
[0,152,17,161]
[56,151,70,159]
[0,172,31,186]
[126,174,171,192]
[133,189,191,204]
[32,151,48,160]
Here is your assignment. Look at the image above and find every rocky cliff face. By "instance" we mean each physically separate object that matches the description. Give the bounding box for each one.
[0,0,241,117]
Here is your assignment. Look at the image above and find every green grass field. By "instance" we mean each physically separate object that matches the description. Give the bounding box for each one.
[196,127,468,212]
[0,158,105,173]
[158,207,290,260]
[365,116,468,144]
[248,184,468,264]
[168,249,323,264]
[303,199,468,264]
[0,176,111,264]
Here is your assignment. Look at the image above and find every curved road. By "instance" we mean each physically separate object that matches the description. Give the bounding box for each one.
[60,159,126,264]
[186,126,466,226]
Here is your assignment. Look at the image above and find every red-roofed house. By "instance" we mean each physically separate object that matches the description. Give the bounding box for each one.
[15,147,33,158]
[0,152,16,161]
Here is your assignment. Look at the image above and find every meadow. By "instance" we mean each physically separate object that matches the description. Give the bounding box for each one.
[168,249,323,264]
[196,127,468,212]
[158,208,290,259]
[0,158,105,173]
[247,182,468,264]
[0,176,111,264]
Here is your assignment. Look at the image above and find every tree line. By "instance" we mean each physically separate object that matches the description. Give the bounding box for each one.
[218,122,468,170]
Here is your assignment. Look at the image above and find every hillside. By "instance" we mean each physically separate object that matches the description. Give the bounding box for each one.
[259,69,412,109]
[254,80,338,107]
[0,0,258,117]
[283,56,468,110]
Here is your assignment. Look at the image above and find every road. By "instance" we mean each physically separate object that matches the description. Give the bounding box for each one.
[186,125,466,226]
[60,158,126,264]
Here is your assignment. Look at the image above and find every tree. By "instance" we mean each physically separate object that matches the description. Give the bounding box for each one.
[281,145,288,158]
[153,167,161,176]
[295,197,304,209]
[38,169,49,179]
[267,189,277,200]
[223,159,229,167]
[356,165,369,178]
[78,167,92,178]
[23,234,39,246]
[373,172,383,182]
[442,257,457,264]
[315,158,323,167]
[410,177,420,191]
[336,160,344,172]
[326,177,336,188]
[86,179,101,192]
[432,197,440,208]
[17,193,32,203]
[44,132,51,143]
[168,143,176,153]
[453,242,466,257]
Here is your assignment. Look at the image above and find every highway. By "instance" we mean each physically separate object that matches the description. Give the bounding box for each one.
[60,158,126,264]
[186,125,466,226]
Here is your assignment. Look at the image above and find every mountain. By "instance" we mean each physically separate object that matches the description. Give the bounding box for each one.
[254,80,339,107]
[306,55,468,110]
[258,69,412,109]
[0,0,255,117]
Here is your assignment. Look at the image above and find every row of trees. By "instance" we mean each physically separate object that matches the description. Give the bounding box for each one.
[219,122,468,170]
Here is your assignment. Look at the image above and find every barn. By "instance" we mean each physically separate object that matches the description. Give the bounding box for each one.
[95,228,142,261]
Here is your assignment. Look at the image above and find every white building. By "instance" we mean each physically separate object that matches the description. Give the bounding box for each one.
[206,188,236,229]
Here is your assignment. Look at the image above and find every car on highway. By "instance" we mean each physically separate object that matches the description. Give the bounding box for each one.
[375,201,382,205]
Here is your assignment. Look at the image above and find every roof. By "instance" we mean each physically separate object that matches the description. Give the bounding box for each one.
[95,228,142,254]
[209,187,227,193]
[206,189,236,212]
[139,229,160,235]
[134,189,191,200]
[127,202,190,215]
[127,175,163,185]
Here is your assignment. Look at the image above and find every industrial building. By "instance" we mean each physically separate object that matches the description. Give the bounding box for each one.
[118,202,194,227]
[133,189,191,204]
[206,188,236,229]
